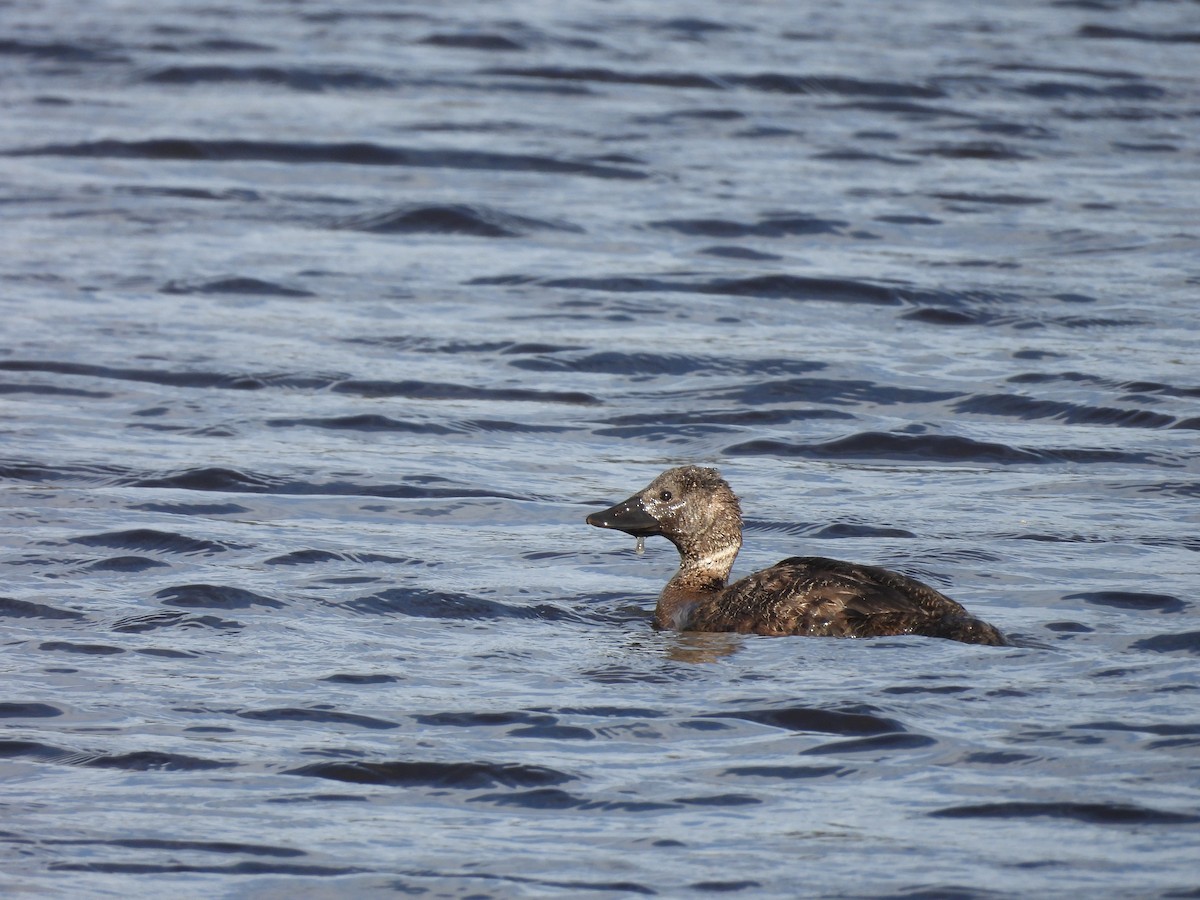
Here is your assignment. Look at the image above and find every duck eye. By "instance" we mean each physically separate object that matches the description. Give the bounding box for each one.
[659,490,673,502]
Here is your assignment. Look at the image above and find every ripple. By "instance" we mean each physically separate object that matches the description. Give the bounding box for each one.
[721,764,849,779]
[334,203,582,237]
[540,273,909,305]
[331,378,599,405]
[321,673,401,685]
[70,528,239,555]
[39,641,125,655]
[0,381,111,398]
[713,378,958,406]
[269,414,459,435]
[931,191,1048,206]
[726,431,1151,466]
[142,64,395,91]
[79,750,235,772]
[111,611,242,633]
[0,702,63,718]
[708,705,903,735]
[345,588,570,622]
[48,861,362,877]
[53,837,304,858]
[470,787,642,810]
[285,759,573,789]
[929,801,1200,825]
[117,467,530,501]
[801,733,938,755]
[85,556,171,572]
[236,707,399,730]
[649,214,848,237]
[0,37,127,63]
[7,138,647,180]
[0,359,331,391]
[1064,591,1187,614]
[420,33,526,52]
[0,596,87,620]
[415,710,552,727]
[159,276,314,297]
[156,584,287,610]
[1130,632,1200,656]
[0,740,235,771]
[953,393,1177,428]
[807,523,916,539]
[483,65,724,90]
[1078,25,1200,44]
[264,549,423,567]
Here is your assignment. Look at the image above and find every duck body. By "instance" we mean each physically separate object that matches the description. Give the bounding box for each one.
[587,465,1006,646]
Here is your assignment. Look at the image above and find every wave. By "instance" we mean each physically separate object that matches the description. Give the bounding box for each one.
[7,138,647,180]
[331,378,599,405]
[953,393,1178,428]
[1,458,536,500]
[801,732,938,755]
[649,214,848,237]
[236,707,399,730]
[0,596,87,620]
[485,66,944,99]
[0,359,331,391]
[0,37,126,63]
[539,273,908,304]
[726,431,1153,466]
[156,584,287,610]
[930,800,1200,825]
[264,549,422,567]
[142,65,395,91]
[0,381,111,398]
[39,641,125,655]
[1078,25,1200,44]
[470,786,673,812]
[1063,591,1186,614]
[1130,632,1200,655]
[0,740,233,771]
[510,350,825,377]
[110,611,241,634]
[0,702,63,718]
[707,705,903,735]
[343,588,573,622]
[710,377,959,406]
[160,276,314,297]
[722,764,850,779]
[420,33,526,52]
[70,528,240,555]
[333,203,582,237]
[85,556,169,573]
[285,758,572,789]
[268,414,459,435]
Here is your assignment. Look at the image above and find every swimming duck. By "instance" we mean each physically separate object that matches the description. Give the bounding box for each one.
[587,465,1006,645]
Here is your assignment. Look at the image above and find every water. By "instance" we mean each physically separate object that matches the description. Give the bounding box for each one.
[2,0,1199,896]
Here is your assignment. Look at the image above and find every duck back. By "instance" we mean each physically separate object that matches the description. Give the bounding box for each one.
[685,556,1008,646]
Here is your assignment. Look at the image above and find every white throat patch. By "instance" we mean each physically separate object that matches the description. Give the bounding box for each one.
[686,544,739,576]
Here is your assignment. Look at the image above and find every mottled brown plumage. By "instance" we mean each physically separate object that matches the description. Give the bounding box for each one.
[586,465,1006,645]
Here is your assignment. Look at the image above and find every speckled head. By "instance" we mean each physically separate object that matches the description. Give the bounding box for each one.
[586,466,742,557]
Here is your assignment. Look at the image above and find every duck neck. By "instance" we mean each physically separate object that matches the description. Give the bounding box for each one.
[654,531,741,630]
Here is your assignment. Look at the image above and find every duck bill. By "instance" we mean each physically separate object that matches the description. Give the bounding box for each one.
[586,494,660,537]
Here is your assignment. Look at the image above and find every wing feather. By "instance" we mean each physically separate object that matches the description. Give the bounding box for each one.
[687,556,1004,644]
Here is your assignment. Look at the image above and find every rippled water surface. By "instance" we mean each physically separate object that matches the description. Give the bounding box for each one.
[3,0,1199,896]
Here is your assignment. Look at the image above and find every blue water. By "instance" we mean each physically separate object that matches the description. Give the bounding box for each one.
[2,0,1199,896]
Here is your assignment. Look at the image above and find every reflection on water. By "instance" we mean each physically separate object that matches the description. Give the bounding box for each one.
[664,631,744,664]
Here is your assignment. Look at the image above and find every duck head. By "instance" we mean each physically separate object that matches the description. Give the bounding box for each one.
[586,465,743,561]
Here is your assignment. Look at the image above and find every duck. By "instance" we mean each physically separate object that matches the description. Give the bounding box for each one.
[586,465,1006,645]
